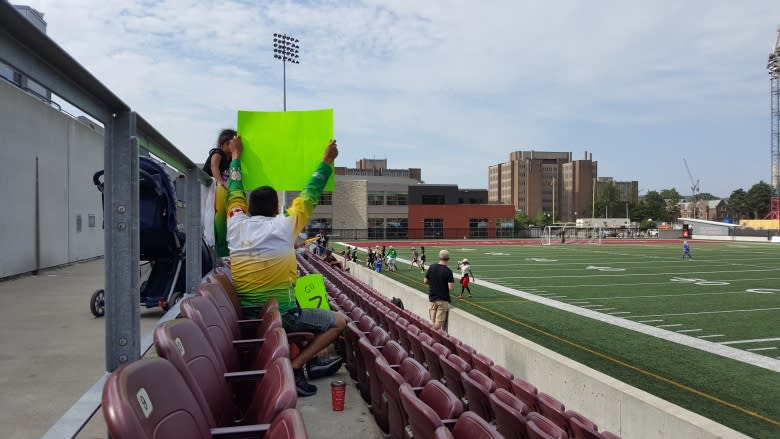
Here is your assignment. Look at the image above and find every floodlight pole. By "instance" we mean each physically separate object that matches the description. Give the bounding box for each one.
[273,33,300,112]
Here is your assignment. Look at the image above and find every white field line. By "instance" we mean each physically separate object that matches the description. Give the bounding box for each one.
[719,337,780,345]
[475,257,780,269]
[582,304,604,308]
[629,308,780,319]
[698,334,725,339]
[547,295,567,299]
[657,324,683,328]
[598,308,616,311]
[498,277,780,290]
[377,248,780,373]
[748,347,778,352]
[638,320,663,323]
[607,311,631,315]
[488,267,780,280]
[676,329,703,333]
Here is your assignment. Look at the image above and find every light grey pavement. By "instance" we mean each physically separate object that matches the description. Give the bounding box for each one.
[0,258,382,439]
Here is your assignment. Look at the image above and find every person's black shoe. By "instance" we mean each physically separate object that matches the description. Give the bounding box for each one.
[294,368,317,397]
[306,356,344,380]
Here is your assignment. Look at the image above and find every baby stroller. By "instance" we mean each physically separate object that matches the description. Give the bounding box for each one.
[89,157,212,317]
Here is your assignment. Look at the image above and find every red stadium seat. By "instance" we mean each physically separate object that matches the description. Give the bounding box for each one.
[527,412,567,439]
[461,368,497,422]
[490,388,529,439]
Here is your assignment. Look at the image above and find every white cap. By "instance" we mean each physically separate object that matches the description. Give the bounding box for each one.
[462,258,469,263]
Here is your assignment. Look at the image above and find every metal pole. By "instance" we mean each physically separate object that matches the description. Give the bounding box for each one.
[185,166,202,296]
[34,156,40,275]
[283,59,286,112]
[104,111,140,372]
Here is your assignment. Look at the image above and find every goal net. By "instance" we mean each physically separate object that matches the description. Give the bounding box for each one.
[541,226,601,245]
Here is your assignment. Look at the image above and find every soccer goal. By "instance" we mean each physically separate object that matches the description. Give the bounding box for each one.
[541,226,601,245]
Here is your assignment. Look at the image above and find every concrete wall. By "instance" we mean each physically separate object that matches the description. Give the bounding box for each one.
[332,180,367,230]
[344,260,749,439]
[0,81,104,278]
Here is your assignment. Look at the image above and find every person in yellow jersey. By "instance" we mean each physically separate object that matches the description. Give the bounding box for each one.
[225,135,346,397]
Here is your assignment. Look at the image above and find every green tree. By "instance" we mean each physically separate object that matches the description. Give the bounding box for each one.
[514,213,532,229]
[659,188,682,201]
[532,211,551,226]
[595,181,620,218]
[641,191,668,222]
[746,181,772,219]
[697,192,720,200]
[728,189,748,220]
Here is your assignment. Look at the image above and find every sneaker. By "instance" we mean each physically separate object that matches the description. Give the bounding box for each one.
[306,356,344,380]
[294,368,317,397]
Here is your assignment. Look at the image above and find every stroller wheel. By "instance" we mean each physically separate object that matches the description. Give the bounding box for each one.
[162,291,184,311]
[90,289,105,317]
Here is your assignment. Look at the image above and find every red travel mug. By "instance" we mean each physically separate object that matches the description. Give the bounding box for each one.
[331,380,346,411]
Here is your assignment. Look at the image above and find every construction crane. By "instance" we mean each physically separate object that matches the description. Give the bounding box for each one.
[683,158,700,219]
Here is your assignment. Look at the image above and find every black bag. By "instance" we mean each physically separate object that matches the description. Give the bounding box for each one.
[391,297,405,310]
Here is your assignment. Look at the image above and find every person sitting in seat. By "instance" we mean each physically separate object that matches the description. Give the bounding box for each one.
[323,249,346,271]
[225,135,346,397]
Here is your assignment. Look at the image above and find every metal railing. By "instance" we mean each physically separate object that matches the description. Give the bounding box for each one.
[0,3,211,437]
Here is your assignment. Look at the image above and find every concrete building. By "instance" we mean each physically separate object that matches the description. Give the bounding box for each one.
[1,5,49,100]
[335,158,422,183]
[678,199,728,222]
[489,150,598,221]
[279,159,422,239]
[408,185,516,239]
[597,177,639,203]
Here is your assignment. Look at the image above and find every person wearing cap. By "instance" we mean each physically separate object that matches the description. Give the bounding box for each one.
[457,258,475,299]
[424,249,454,330]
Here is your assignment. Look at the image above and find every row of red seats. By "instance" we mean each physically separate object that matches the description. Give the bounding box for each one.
[100,267,310,438]
[299,254,622,439]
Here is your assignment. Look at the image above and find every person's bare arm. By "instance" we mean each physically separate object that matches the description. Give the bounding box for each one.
[210,153,224,186]
[447,282,454,292]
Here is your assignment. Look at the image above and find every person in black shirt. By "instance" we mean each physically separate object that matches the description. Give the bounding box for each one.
[424,249,454,330]
[204,129,235,259]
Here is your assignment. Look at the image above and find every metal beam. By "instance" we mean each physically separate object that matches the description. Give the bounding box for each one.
[104,111,140,372]
[0,1,127,122]
[185,166,204,294]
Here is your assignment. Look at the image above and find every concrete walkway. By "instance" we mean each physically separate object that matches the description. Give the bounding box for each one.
[0,259,381,439]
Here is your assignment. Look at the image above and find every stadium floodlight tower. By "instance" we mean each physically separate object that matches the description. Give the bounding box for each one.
[273,33,300,112]
[768,28,780,221]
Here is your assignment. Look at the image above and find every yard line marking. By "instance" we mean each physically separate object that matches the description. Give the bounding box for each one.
[677,329,703,333]
[568,302,591,305]
[657,324,683,328]
[439,269,780,373]
[582,304,604,308]
[747,347,778,352]
[638,320,663,323]
[607,311,631,315]
[598,308,616,311]
[548,295,567,299]
[719,337,780,346]
[488,267,780,280]
[629,308,780,319]
[458,300,780,428]
[698,334,725,339]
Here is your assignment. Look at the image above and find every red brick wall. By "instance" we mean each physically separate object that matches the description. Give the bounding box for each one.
[408,204,516,239]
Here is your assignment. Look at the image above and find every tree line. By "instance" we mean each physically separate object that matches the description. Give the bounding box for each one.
[513,181,774,228]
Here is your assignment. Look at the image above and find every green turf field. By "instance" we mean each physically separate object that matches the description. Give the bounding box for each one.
[336,240,780,438]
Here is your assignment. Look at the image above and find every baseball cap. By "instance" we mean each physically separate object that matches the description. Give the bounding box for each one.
[438,250,450,260]
[462,258,469,263]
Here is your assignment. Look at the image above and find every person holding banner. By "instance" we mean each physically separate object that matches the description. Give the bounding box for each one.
[203,129,236,259]
[225,135,346,397]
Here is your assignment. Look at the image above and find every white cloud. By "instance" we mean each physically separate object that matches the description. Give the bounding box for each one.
[22,0,780,196]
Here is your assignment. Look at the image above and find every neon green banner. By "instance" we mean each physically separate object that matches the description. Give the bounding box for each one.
[237,109,334,191]
[294,274,331,310]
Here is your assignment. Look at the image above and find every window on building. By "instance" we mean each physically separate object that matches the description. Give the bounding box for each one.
[386,192,408,206]
[368,191,384,206]
[368,218,385,239]
[307,217,331,233]
[319,192,332,205]
[422,194,445,205]
[496,218,514,238]
[386,217,408,238]
[469,218,488,238]
[424,218,444,239]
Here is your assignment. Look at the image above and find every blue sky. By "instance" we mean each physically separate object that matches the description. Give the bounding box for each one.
[25,0,780,197]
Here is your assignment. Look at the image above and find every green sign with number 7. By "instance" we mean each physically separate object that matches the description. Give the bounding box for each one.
[294,274,331,310]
